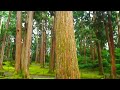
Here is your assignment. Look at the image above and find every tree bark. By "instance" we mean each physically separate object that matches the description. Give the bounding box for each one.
[55,11,80,79]
[96,40,104,75]
[23,11,34,78]
[116,11,120,47]
[107,11,116,79]
[15,11,22,74]
[40,19,46,68]
[35,35,39,63]
[0,11,11,69]
[49,16,55,73]
[83,36,87,64]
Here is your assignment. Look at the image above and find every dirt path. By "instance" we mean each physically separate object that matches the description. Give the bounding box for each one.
[30,75,55,79]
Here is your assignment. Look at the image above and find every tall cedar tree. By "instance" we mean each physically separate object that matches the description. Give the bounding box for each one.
[55,11,80,79]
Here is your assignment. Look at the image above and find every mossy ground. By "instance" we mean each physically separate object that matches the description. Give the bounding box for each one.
[0,61,114,79]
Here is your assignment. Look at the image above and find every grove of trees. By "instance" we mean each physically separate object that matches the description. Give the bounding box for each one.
[0,11,120,79]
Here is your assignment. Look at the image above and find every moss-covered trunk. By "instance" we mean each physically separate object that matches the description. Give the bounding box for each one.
[55,11,80,79]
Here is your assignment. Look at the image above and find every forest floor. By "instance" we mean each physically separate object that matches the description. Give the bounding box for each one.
[0,61,114,79]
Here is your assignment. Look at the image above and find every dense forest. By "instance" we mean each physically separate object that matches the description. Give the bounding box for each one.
[0,11,119,79]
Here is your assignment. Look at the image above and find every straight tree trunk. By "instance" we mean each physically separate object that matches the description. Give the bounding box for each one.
[49,16,55,73]
[21,13,28,71]
[107,11,116,79]
[79,40,82,55]
[116,11,120,47]
[23,11,34,78]
[93,11,104,75]
[96,40,104,75]
[6,37,10,59]
[55,11,80,79]
[40,20,46,68]
[83,36,87,64]
[15,11,22,74]
[12,38,16,60]
[0,11,11,69]
[35,37,39,63]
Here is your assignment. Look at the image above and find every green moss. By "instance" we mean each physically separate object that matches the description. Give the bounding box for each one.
[3,65,14,72]
[29,63,55,77]
[80,69,104,79]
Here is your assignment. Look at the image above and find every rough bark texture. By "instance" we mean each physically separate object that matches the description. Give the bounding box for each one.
[21,14,28,71]
[23,11,34,78]
[49,16,55,73]
[55,11,80,79]
[15,11,22,73]
[108,11,116,79]
[40,20,46,68]
[0,11,11,69]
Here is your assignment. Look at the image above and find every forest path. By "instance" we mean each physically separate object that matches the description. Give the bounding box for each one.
[30,74,55,79]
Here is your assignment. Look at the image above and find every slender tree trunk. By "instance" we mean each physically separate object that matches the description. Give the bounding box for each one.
[23,11,34,78]
[83,36,87,64]
[49,16,55,73]
[12,38,16,60]
[92,47,95,61]
[96,40,104,75]
[15,11,22,74]
[79,40,82,55]
[55,11,80,79]
[40,23,44,67]
[107,11,116,79]
[35,39,39,63]
[0,11,11,69]
[40,20,46,68]
[93,11,104,75]
[116,12,120,47]
[6,38,10,59]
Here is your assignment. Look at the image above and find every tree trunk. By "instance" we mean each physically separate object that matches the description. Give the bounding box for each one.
[23,11,34,78]
[21,13,28,71]
[6,37,10,59]
[107,11,116,79]
[116,11,120,47]
[96,40,104,75]
[40,20,46,68]
[15,11,22,74]
[35,39,39,63]
[55,11,80,79]
[83,36,87,64]
[12,38,16,60]
[79,40,82,55]
[49,16,55,73]
[0,11,11,70]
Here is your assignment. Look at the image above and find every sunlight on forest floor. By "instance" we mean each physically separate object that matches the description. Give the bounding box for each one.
[0,61,111,79]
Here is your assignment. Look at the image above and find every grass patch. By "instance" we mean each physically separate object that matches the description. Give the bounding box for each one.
[80,69,104,79]
[29,63,55,77]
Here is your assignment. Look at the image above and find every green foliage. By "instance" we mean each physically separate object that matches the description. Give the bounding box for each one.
[116,64,120,74]
[102,49,109,60]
